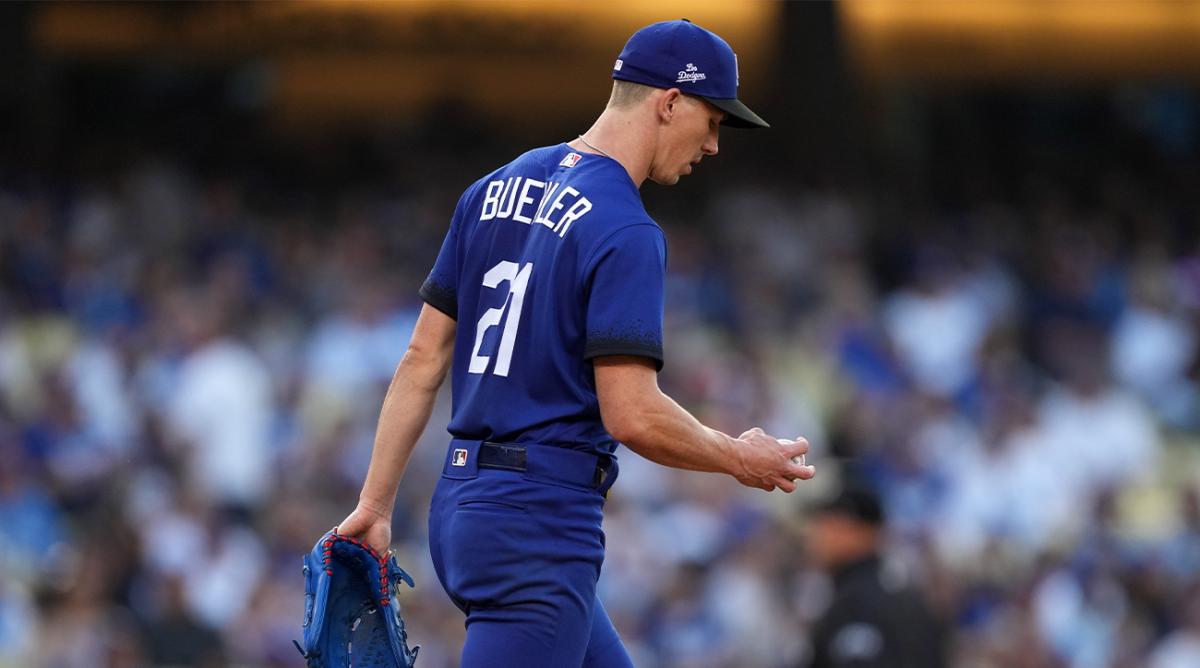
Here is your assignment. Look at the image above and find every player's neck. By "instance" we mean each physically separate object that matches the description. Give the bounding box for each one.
[573,110,653,188]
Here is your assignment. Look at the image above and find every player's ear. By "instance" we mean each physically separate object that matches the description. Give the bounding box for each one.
[657,88,682,124]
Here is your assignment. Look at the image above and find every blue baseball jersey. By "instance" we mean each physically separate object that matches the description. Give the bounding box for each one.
[419,144,666,456]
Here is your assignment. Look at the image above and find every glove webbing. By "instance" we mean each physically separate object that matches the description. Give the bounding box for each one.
[322,531,394,606]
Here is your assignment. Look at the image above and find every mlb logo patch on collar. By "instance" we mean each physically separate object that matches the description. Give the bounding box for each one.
[452,448,468,467]
[560,152,582,168]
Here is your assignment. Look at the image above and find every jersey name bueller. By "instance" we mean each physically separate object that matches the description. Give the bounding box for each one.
[479,175,593,238]
[420,144,667,456]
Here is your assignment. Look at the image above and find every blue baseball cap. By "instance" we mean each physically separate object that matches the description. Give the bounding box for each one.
[612,19,769,129]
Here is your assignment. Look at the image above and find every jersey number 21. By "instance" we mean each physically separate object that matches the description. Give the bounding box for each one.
[469,260,533,377]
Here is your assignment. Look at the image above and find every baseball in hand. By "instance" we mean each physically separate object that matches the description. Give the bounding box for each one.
[778,438,805,465]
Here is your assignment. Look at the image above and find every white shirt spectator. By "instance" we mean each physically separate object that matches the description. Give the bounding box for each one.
[1111,306,1197,426]
[184,524,267,630]
[167,338,274,507]
[1033,568,1126,668]
[67,340,139,455]
[1039,384,1161,497]
[936,425,1076,562]
[883,285,990,397]
[1113,307,1195,392]
[1150,630,1200,668]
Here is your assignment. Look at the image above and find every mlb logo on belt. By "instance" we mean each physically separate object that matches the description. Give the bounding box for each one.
[560,152,582,168]
[452,448,468,467]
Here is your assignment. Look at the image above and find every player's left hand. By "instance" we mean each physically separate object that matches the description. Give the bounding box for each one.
[336,503,393,557]
[297,528,420,667]
[733,428,815,492]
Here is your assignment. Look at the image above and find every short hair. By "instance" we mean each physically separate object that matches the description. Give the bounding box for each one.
[607,80,655,109]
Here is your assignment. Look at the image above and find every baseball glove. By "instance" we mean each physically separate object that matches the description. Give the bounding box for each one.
[295,528,420,667]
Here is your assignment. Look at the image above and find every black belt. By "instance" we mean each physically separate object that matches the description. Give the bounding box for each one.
[478,441,611,489]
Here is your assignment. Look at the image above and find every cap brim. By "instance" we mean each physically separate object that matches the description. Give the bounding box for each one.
[700,96,770,129]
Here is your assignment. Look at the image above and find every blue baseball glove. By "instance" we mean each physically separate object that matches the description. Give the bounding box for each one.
[295,528,420,667]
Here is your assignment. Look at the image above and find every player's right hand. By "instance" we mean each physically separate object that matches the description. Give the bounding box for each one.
[732,427,815,492]
[336,503,393,557]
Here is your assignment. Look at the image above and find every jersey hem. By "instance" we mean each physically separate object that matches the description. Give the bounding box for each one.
[583,345,665,372]
[419,281,458,320]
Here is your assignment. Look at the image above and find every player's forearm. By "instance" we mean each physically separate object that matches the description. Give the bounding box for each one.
[607,390,740,475]
[357,347,450,516]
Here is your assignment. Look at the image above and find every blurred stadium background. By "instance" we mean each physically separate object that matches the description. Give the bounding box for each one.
[1,1,1199,666]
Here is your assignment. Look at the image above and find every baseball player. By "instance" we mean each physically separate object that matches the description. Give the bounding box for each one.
[338,19,815,667]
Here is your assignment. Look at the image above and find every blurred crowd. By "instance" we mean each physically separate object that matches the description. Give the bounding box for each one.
[2,117,1200,668]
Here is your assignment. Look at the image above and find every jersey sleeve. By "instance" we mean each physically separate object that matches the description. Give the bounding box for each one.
[582,223,667,370]
[418,189,472,319]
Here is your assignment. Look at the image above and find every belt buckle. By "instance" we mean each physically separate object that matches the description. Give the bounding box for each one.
[593,459,610,489]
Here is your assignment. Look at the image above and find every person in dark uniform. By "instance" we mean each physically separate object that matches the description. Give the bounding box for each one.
[803,484,947,668]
